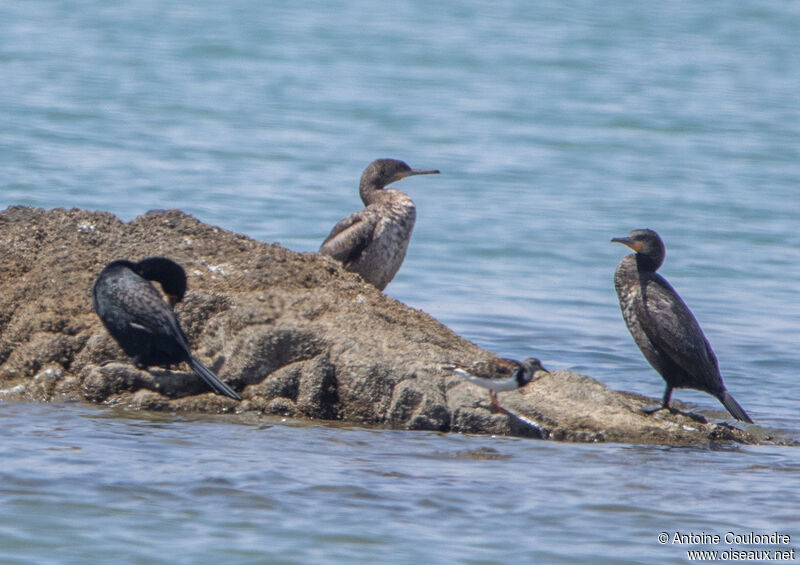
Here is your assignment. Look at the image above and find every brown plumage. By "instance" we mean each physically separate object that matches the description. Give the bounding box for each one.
[319,158,439,290]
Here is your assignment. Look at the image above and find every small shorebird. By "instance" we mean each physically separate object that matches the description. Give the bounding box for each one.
[442,357,548,412]
[612,229,752,423]
[319,158,439,291]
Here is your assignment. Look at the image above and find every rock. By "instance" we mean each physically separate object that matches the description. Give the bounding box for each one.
[0,206,777,446]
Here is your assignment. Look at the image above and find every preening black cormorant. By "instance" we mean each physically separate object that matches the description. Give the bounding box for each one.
[319,158,439,290]
[92,257,241,400]
[612,229,752,423]
[442,357,548,411]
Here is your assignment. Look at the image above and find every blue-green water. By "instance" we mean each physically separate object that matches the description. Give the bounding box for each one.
[2,1,799,562]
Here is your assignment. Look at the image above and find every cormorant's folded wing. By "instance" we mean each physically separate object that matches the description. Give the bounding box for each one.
[319,209,380,267]
[639,275,721,388]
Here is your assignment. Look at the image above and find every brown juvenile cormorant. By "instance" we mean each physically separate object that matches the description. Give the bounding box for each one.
[92,257,241,400]
[319,158,439,290]
[612,229,752,423]
[442,358,549,411]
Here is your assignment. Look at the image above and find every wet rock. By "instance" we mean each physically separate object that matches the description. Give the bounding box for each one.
[0,206,777,446]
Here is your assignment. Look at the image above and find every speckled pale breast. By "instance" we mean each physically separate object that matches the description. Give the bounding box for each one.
[355,192,416,290]
[614,257,641,332]
[613,255,664,370]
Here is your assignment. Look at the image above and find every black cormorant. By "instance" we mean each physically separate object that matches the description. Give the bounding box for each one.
[442,357,548,411]
[92,257,241,400]
[319,158,439,290]
[612,229,752,423]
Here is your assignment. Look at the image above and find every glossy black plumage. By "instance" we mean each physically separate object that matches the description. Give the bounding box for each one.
[319,158,439,290]
[612,229,752,423]
[92,257,241,400]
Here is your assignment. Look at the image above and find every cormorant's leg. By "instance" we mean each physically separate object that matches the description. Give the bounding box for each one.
[642,385,672,414]
[661,386,673,410]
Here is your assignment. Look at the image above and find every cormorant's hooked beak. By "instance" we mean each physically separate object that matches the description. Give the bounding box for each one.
[611,236,643,252]
[166,294,180,308]
[397,169,440,182]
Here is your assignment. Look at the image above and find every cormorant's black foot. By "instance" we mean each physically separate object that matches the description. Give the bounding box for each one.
[641,404,709,424]
[641,404,669,415]
[683,411,708,424]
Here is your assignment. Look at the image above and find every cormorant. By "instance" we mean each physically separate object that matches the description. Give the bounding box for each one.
[612,229,752,423]
[92,257,241,400]
[442,357,548,411]
[319,158,439,290]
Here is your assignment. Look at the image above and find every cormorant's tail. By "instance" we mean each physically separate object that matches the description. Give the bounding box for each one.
[188,356,241,401]
[718,391,753,424]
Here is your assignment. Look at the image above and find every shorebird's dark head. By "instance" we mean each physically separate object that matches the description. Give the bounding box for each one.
[134,257,187,306]
[520,358,549,383]
[360,158,439,194]
[521,358,548,374]
[611,229,665,271]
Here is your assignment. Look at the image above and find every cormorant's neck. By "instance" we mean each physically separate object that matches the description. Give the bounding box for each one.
[359,180,386,205]
[635,252,663,273]
[134,257,187,301]
[107,259,137,272]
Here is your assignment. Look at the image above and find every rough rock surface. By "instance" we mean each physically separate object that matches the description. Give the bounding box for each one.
[0,206,777,446]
